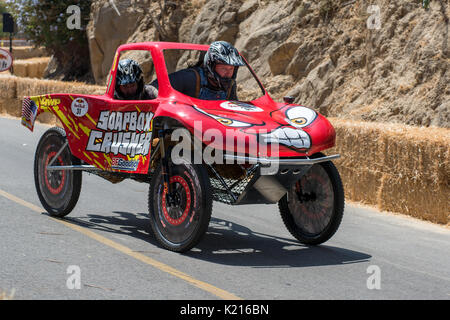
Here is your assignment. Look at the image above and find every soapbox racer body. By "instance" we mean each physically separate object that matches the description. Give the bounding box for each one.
[21,42,344,252]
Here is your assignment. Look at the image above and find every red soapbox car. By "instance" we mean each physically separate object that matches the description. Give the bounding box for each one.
[21,42,344,252]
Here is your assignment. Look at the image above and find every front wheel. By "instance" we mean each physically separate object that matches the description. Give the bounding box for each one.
[148,162,212,252]
[279,154,344,245]
[34,127,82,217]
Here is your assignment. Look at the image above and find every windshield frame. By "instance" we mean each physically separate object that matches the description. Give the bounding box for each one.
[162,48,267,101]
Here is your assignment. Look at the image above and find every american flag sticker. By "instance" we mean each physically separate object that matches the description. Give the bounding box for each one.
[21,97,38,131]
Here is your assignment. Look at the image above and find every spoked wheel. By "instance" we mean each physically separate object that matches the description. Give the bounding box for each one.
[148,162,212,252]
[34,127,82,217]
[279,153,344,245]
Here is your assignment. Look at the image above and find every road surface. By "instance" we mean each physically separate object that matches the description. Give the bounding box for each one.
[0,116,449,300]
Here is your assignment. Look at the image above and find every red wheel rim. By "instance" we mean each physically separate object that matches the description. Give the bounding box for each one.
[161,176,191,226]
[44,151,66,195]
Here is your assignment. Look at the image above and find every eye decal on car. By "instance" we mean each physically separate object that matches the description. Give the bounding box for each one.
[285,106,317,128]
[214,117,253,127]
[193,105,253,127]
[290,117,307,126]
[217,118,232,125]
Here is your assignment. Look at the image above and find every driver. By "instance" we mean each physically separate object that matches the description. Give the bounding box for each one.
[114,59,156,100]
[147,41,245,100]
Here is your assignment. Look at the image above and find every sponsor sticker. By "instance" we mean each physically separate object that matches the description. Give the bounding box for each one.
[71,97,89,117]
[220,101,263,112]
[111,157,139,171]
[39,97,61,107]
[0,48,13,72]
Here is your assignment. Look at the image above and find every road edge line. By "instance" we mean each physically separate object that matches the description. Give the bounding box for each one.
[0,188,243,300]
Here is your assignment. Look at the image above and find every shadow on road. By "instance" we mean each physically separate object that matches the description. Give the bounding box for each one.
[189,217,372,268]
[57,212,371,268]
[62,211,153,243]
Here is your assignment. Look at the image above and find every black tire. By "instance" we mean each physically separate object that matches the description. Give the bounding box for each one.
[34,127,82,217]
[278,153,344,245]
[148,161,212,252]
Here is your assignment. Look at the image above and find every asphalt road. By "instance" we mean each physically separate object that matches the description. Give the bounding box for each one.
[0,116,449,300]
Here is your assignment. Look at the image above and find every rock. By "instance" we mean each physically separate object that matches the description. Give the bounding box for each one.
[268,42,299,75]
[43,55,59,78]
[188,0,232,45]
[237,0,259,21]
[87,0,143,84]
[286,41,320,79]
[431,101,450,127]
[82,0,449,128]
[265,74,295,100]
[221,12,237,24]
[317,59,334,79]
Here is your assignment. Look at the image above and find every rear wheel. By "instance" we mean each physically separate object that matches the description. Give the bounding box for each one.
[279,154,344,245]
[148,161,212,252]
[34,127,82,217]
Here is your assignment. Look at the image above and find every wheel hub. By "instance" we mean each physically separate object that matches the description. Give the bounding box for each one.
[44,151,66,195]
[296,191,317,202]
[161,176,191,226]
[166,184,183,207]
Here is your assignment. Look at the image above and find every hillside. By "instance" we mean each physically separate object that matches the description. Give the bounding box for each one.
[86,0,449,127]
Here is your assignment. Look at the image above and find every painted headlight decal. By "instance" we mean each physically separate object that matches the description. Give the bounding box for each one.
[193,105,253,127]
[285,106,317,128]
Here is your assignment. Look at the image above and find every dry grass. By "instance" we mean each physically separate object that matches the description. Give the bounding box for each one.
[14,76,106,97]
[0,46,47,60]
[13,57,51,78]
[0,74,106,119]
[0,75,17,99]
[329,118,450,224]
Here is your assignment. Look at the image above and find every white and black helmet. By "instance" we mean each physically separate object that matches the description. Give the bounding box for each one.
[203,41,245,90]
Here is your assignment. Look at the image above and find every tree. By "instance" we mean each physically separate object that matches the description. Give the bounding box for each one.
[0,1,11,39]
[6,0,93,82]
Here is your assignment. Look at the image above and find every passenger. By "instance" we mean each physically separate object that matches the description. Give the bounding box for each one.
[114,59,156,100]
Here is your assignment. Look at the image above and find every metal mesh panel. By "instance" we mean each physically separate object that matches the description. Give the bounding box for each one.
[209,172,256,204]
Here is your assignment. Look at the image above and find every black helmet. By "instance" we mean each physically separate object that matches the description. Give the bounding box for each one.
[203,41,245,90]
[115,59,144,99]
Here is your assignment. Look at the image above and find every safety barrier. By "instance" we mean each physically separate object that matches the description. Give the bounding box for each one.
[329,118,449,225]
